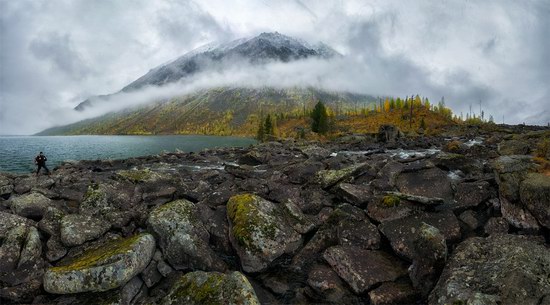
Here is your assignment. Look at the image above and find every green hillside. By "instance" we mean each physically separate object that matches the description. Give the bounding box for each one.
[37,87,376,136]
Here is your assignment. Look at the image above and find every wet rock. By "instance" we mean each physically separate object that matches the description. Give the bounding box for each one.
[160,271,260,305]
[307,264,349,303]
[453,181,491,210]
[378,124,403,143]
[396,167,453,201]
[9,192,52,218]
[315,163,370,189]
[368,282,417,305]
[147,199,226,272]
[408,223,447,298]
[60,214,111,247]
[429,234,550,305]
[378,210,461,261]
[520,173,550,229]
[323,246,407,294]
[483,217,509,235]
[498,139,530,155]
[227,194,302,272]
[43,233,155,294]
[334,183,372,207]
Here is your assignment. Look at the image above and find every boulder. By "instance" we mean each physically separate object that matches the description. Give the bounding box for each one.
[14,177,54,194]
[337,218,380,250]
[59,214,111,247]
[500,196,541,233]
[323,246,407,294]
[520,173,550,229]
[160,271,260,305]
[9,192,52,218]
[483,217,509,235]
[395,167,453,201]
[227,194,302,273]
[334,183,372,207]
[43,233,155,294]
[408,223,447,298]
[315,163,370,189]
[0,211,35,237]
[147,199,226,272]
[378,211,460,261]
[307,264,350,304]
[0,175,13,198]
[493,155,535,202]
[37,207,65,237]
[0,225,44,287]
[429,234,550,305]
[378,125,403,143]
[498,139,530,155]
[453,181,491,210]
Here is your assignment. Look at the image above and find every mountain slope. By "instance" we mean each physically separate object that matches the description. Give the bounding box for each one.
[38,87,375,136]
[75,32,339,111]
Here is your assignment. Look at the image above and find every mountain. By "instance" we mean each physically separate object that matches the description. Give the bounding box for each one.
[75,32,339,111]
[38,87,376,136]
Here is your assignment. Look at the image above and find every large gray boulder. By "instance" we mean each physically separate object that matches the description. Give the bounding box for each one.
[395,167,453,201]
[227,194,302,273]
[9,192,52,218]
[378,210,460,261]
[0,211,35,237]
[323,246,407,294]
[520,173,550,229]
[147,199,226,272]
[43,233,155,294]
[429,234,550,305]
[59,214,111,247]
[160,271,260,305]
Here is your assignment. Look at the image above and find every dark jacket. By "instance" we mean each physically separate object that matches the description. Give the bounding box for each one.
[35,155,47,166]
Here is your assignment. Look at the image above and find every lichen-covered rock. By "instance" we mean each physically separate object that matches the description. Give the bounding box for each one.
[60,214,111,247]
[323,246,407,294]
[0,225,44,288]
[114,168,162,183]
[147,199,226,272]
[227,194,302,272]
[160,271,260,305]
[334,183,372,207]
[378,210,460,261]
[14,176,54,194]
[500,195,541,233]
[0,225,28,271]
[38,207,65,237]
[43,233,155,294]
[429,234,550,305]
[0,211,35,237]
[9,192,52,218]
[79,182,136,217]
[483,217,509,235]
[307,264,351,304]
[315,163,369,189]
[520,173,550,229]
[498,139,530,155]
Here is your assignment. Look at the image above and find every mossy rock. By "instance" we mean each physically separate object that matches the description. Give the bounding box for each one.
[382,195,400,207]
[43,233,155,294]
[147,199,226,271]
[115,168,161,183]
[227,194,302,272]
[160,271,260,305]
[315,163,368,189]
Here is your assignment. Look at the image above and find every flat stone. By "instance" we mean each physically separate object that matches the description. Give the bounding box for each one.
[43,233,155,294]
[323,246,407,294]
[368,282,417,305]
[453,181,491,210]
[60,214,111,247]
[334,183,372,206]
[396,167,453,201]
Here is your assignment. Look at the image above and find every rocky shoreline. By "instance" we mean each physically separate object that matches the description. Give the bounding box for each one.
[1,125,549,305]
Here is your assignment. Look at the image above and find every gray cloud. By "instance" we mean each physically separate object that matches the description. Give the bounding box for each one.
[1,0,549,135]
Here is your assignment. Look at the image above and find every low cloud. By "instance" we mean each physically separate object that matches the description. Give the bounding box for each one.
[1,0,549,135]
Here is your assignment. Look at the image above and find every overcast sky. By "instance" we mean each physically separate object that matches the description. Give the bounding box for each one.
[1,0,549,134]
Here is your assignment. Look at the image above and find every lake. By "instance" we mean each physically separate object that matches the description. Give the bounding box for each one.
[0,135,257,173]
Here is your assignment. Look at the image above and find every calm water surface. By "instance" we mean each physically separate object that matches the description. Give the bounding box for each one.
[0,135,256,173]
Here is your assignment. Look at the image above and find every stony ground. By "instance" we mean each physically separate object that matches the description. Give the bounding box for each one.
[1,125,549,305]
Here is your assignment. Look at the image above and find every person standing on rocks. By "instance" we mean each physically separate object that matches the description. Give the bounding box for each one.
[35,151,50,176]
